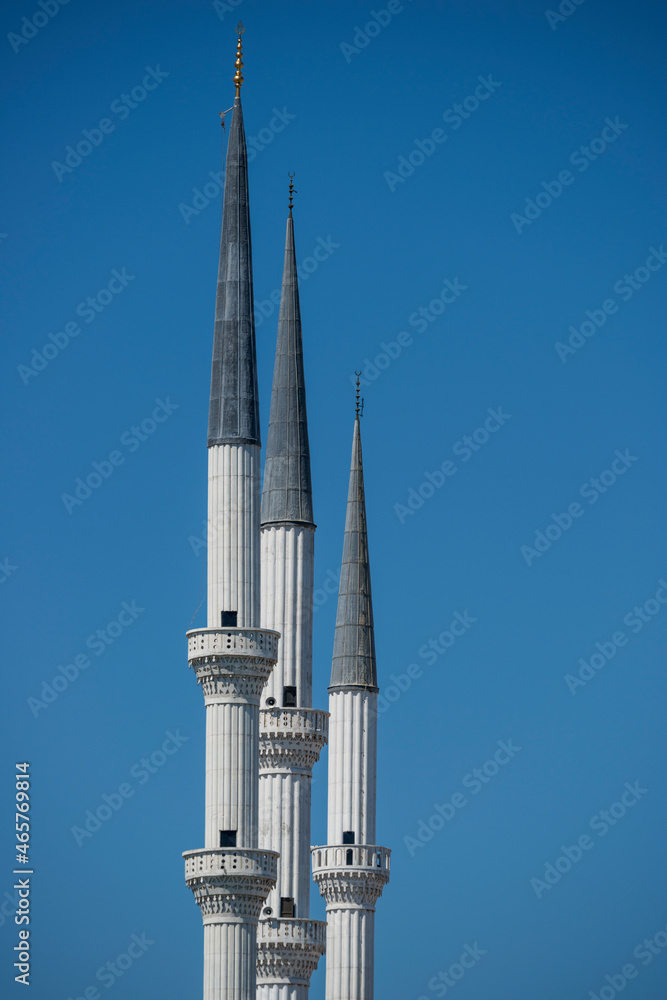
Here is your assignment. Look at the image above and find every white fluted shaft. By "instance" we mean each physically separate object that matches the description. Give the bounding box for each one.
[324,908,375,1000]
[327,690,377,845]
[257,987,308,1000]
[203,923,257,1000]
[259,770,311,912]
[206,702,259,849]
[258,523,324,998]
[260,524,315,915]
[261,525,314,704]
[192,440,269,1000]
[208,444,261,629]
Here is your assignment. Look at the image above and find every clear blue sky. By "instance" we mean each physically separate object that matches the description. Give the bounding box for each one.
[2,0,667,997]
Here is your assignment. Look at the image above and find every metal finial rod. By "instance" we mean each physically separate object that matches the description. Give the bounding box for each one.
[288,172,296,212]
[355,372,361,417]
[234,22,245,96]
[218,104,233,129]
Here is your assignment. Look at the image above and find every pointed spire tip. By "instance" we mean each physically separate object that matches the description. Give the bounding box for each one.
[330,411,377,690]
[208,24,259,448]
[261,187,314,525]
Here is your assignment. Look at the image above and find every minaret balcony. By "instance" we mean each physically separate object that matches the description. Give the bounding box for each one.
[311,844,391,909]
[187,626,279,664]
[184,846,279,878]
[186,627,279,702]
[259,707,329,772]
[311,843,390,874]
[260,706,329,741]
[183,847,279,922]
[256,917,326,984]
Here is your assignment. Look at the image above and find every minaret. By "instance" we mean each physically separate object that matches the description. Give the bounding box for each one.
[312,389,391,1000]
[257,177,328,998]
[183,25,279,1000]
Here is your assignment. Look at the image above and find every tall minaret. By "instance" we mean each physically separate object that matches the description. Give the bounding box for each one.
[312,392,391,1000]
[183,25,279,1000]
[257,178,328,998]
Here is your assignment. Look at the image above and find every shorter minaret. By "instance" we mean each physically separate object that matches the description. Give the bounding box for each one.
[312,387,391,1000]
[257,177,327,999]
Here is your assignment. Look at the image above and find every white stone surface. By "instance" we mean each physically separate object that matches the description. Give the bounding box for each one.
[323,906,374,1000]
[259,523,317,917]
[311,844,390,873]
[205,703,260,849]
[208,444,261,629]
[203,922,256,1000]
[327,689,377,845]
[260,525,314,703]
[258,522,326,994]
[184,847,279,880]
[188,627,279,663]
[184,440,275,1000]
[257,917,326,993]
[259,770,311,910]
[313,684,389,1000]
[257,986,309,1000]
[259,708,328,778]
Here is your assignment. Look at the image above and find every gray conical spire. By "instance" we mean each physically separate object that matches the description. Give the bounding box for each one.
[330,416,377,689]
[261,205,314,525]
[207,93,260,447]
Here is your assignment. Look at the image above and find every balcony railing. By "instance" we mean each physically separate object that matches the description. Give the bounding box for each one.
[257,917,326,947]
[186,628,279,662]
[183,847,279,881]
[260,707,329,737]
[311,844,391,873]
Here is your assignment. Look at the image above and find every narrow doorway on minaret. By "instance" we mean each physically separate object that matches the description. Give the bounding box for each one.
[219,830,237,847]
[283,686,297,707]
[220,611,237,627]
[342,831,355,844]
[280,897,295,918]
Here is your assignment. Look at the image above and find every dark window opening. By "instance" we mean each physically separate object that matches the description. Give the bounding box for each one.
[345,849,354,865]
[219,830,237,848]
[342,830,355,845]
[283,686,297,707]
[280,897,295,918]
[220,611,237,627]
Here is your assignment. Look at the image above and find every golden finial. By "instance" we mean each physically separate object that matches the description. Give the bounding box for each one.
[288,172,296,212]
[234,22,245,96]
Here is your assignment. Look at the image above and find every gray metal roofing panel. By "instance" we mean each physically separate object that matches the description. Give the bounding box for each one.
[207,96,261,448]
[261,213,314,525]
[330,418,377,689]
